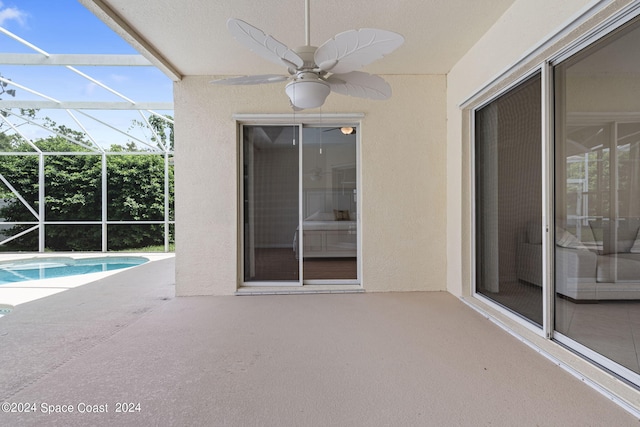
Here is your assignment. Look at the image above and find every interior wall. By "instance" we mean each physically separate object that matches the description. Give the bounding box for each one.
[174,74,446,295]
[446,0,598,297]
[253,145,298,248]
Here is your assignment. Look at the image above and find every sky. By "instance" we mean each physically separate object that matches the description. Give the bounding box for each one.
[0,0,173,150]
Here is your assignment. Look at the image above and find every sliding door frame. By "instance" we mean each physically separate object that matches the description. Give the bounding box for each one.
[236,113,364,288]
[465,1,640,389]
[300,124,361,286]
[238,122,302,287]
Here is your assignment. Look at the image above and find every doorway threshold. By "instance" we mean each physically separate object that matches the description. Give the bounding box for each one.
[235,285,364,296]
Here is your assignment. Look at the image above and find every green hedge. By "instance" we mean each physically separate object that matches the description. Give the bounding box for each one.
[0,137,174,251]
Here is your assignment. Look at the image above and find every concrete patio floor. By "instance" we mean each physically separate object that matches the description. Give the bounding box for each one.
[0,256,638,426]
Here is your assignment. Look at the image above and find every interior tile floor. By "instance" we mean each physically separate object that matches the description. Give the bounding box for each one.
[0,257,638,426]
[556,298,640,374]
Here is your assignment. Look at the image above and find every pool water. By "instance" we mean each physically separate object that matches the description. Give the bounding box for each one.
[0,256,148,284]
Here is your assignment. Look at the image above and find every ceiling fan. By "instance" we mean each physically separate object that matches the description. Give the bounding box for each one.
[211,0,404,110]
[323,127,356,135]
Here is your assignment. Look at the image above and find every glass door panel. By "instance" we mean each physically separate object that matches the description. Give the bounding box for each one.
[554,18,640,381]
[243,125,300,283]
[475,73,543,326]
[301,127,358,281]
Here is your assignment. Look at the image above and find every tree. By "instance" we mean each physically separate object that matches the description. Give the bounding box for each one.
[106,150,173,249]
[0,73,17,125]
[0,121,174,251]
[0,133,19,152]
[129,114,174,151]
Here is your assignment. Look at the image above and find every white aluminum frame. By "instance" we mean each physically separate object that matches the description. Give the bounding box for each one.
[541,62,555,339]
[0,150,174,252]
[0,26,174,253]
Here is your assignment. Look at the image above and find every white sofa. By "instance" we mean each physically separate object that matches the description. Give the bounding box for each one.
[516,219,640,300]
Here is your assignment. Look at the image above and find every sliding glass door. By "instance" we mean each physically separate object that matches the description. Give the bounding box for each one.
[472,8,640,389]
[242,123,359,285]
[554,18,640,380]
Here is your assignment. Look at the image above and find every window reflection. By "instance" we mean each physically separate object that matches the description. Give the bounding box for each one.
[555,18,640,379]
[302,127,357,281]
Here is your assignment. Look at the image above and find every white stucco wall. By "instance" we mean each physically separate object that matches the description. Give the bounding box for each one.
[445,0,598,297]
[174,74,446,295]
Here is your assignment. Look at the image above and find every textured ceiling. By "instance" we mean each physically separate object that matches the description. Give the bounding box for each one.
[81,0,515,80]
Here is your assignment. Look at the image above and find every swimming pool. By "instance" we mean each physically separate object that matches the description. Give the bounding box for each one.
[0,256,148,285]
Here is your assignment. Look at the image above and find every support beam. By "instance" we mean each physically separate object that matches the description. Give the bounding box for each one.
[78,0,183,81]
[0,101,173,110]
[0,53,153,66]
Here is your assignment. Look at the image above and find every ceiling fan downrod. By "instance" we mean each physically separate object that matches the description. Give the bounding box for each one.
[304,0,311,46]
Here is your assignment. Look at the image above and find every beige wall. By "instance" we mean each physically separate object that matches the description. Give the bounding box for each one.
[174,74,446,295]
[173,0,635,297]
[445,0,596,297]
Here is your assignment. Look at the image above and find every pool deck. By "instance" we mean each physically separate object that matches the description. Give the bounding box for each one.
[0,255,638,425]
[0,253,174,308]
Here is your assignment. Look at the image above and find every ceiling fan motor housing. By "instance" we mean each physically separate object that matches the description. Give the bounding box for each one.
[291,45,318,70]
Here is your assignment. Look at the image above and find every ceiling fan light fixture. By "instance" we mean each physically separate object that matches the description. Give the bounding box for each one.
[285,79,331,109]
[214,4,404,109]
[340,127,355,135]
